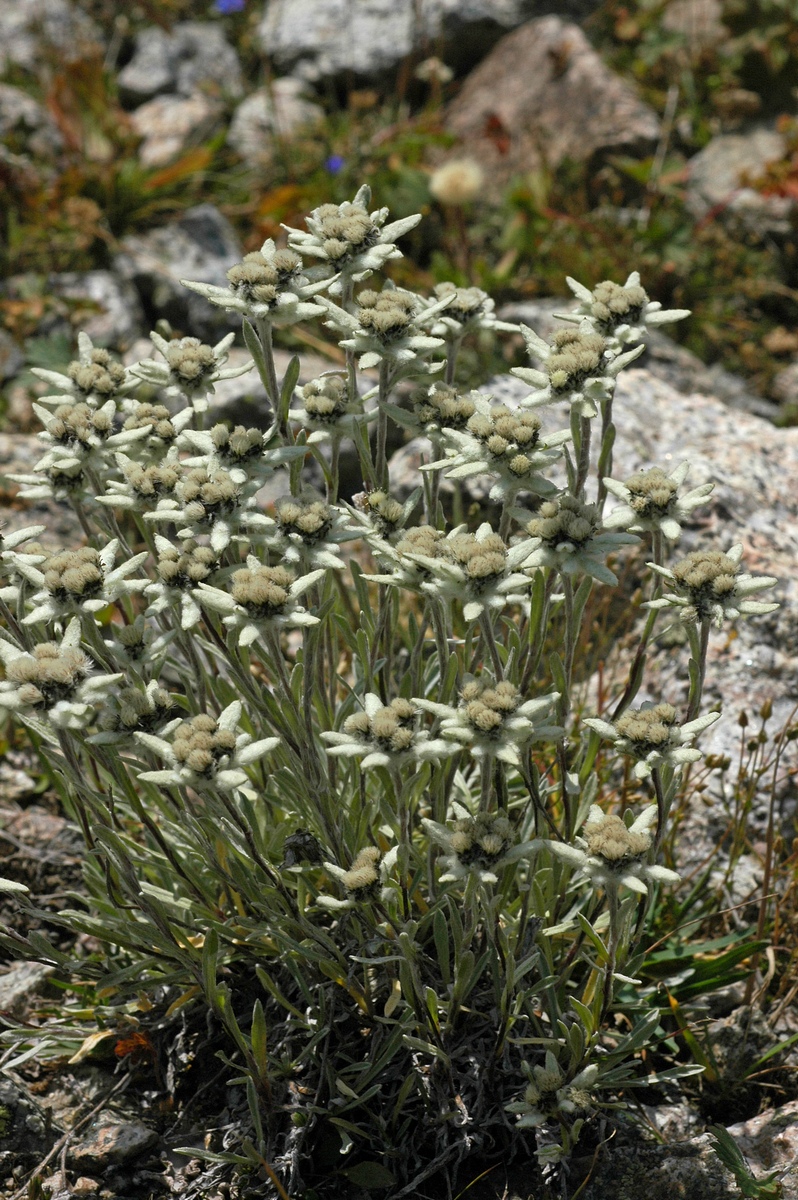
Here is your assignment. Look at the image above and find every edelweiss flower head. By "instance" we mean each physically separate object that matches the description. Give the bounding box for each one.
[417,283,519,339]
[22,540,148,626]
[131,331,252,411]
[646,544,779,627]
[603,462,714,540]
[319,844,398,909]
[144,465,263,553]
[258,494,357,570]
[508,1052,598,1129]
[548,804,680,894]
[96,451,182,513]
[321,284,447,375]
[0,618,123,729]
[524,494,637,584]
[321,693,455,770]
[426,398,566,503]
[422,803,537,884]
[584,702,720,779]
[195,557,325,646]
[181,239,327,326]
[371,521,536,621]
[31,333,134,405]
[562,271,691,349]
[288,374,375,444]
[286,184,422,293]
[146,537,219,629]
[511,319,643,418]
[92,680,178,743]
[120,401,192,451]
[349,488,409,540]
[416,678,562,765]
[136,700,279,793]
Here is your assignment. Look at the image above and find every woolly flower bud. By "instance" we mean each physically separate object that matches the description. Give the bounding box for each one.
[545,329,606,393]
[341,846,382,895]
[589,279,649,332]
[429,159,484,206]
[582,812,651,862]
[275,496,332,543]
[67,349,126,398]
[527,495,598,548]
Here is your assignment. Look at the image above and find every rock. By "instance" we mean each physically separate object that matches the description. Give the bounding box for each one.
[727,1100,798,1195]
[48,271,146,350]
[114,204,243,341]
[0,0,102,73]
[771,361,798,408]
[686,125,794,236]
[581,1134,735,1200]
[0,329,23,382]
[129,93,220,168]
[0,84,63,157]
[117,22,243,106]
[443,17,660,193]
[227,79,324,168]
[0,1077,56,1160]
[0,961,55,1016]
[69,1117,159,1168]
[662,0,728,48]
[259,0,603,81]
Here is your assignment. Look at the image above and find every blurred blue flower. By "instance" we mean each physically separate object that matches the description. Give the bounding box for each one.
[325,155,345,174]
[214,0,245,12]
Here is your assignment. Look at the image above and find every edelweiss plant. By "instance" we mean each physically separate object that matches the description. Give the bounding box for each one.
[0,185,779,1200]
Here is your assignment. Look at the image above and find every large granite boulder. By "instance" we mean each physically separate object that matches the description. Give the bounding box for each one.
[114,204,243,341]
[258,0,603,81]
[227,79,324,169]
[117,22,244,106]
[686,125,794,236]
[443,17,660,192]
[0,0,102,73]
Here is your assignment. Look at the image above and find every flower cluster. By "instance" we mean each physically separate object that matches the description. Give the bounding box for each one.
[647,545,778,626]
[136,701,278,793]
[417,678,561,765]
[524,495,637,584]
[322,693,454,770]
[603,463,714,540]
[584,703,720,779]
[548,805,679,894]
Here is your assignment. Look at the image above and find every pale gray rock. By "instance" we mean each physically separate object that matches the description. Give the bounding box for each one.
[69,1117,159,1167]
[686,125,793,235]
[48,271,145,349]
[581,1134,735,1200]
[0,961,55,1015]
[259,0,603,80]
[117,22,243,106]
[771,361,798,408]
[129,93,220,168]
[0,84,63,157]
[0,1078,55,1158]
[443,17,660,192]
[727,1100,798,1197]
[0,0,102,73]
[227,79,324,168]
[114,204,243,341]
[662,0,728,48]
